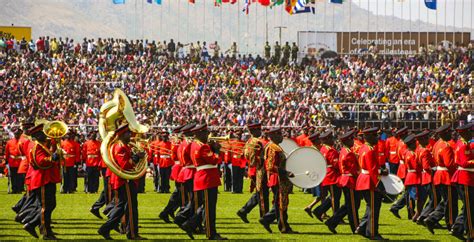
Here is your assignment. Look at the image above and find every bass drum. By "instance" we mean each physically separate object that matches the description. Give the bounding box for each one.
[380,174,405,195]
[285,147,327,189]
[280,138,299,156]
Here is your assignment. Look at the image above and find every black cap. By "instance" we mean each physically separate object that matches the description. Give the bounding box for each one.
[266,127,282,135]
[181,123,197,134]
[319,131,333,139]
[415,130,431,139]
[435,124,451,134]
[308,133,319,141]
[339,129,357,141]
[247,122,262,130]
[403,134,416,144]
[116,123,130,136]
[172,124,186,133]
[191,124,208,133]
[362,127,379,134]
[28,123,45,136]
[456,123,473,133]
[395,127,409,136]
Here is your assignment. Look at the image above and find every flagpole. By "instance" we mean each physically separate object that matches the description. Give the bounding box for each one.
[255,3,258,56]
[187,1,189,44]
[426,0,428,46]
[392,0,394,55]
[221,1,223,47]
[238,0,240,52]
[418,0,421,53]
[435,0,438,45]
[367,0,369,51]
[376,0,378,53]
[400,0,403,55]
[340,2,344,54]
[265,6,268,43]
[461,0,464,44]
[384,0,387,54]
[142,0,144,40]
[160,0,163,40]
[444,0,447,43]
[453,0,456,46]
[203,0,206,43]
[178,0,180,42]
[358,0,361,52]
[349,0,352,54]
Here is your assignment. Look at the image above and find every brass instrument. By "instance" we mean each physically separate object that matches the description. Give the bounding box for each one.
[99,89,149,180]
[208,134,230,142]
[43,120,69,158]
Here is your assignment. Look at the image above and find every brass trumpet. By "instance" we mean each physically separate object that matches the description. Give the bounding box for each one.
[208,134,230,142]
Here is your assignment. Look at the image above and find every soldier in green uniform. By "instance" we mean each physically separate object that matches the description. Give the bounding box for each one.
[264,42,271,61]
[291,42,299,63]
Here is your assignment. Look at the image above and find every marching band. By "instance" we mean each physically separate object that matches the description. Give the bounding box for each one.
[3,89,473,241]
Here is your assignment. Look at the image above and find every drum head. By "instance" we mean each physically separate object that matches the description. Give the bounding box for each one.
[285,147,327,189]
[380,174,404,195]
[280,138,299,156]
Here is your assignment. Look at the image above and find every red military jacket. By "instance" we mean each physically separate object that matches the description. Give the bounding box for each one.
[158,141,174,168]
[177,140,195,182]
[5,138,24,167]
[231,140,247,168]
[150,139,161,166]
[61,139,81,167]
[18,135,32,174]
[109,141,139,190]
[170,141,182,181]
[265,142,284,188]
[82,139,102,167]
[295,134,308,146]
[377,139,387,165]
[355,143,379,191]
[245,137,264,177]
[27,141,61,191]
[338,146,359,189]
[320,144,340,186]
[432,139,456,185]
[451,139,474,186]
[416,145,436,186]
[190,141,221,191]
[396,140,408,179]
[353,138,364,155]
[404,149,422,186]
[386,136,400,164]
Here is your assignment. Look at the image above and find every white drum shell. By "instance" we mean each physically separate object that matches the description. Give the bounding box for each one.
[285,147,327,189]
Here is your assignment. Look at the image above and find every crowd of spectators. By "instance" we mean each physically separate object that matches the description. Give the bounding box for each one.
[0,36,473,136]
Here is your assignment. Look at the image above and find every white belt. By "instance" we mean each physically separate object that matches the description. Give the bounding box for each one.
[233,155,241,159]
[431,167,437,171]
[342,173,353,177]
[184,165,195,169]
[87,154,98,158]
[458,167,474,172]
[399,160,405,165]
[174,161,180,165]
[160,155,171,159]
[436,166,448,171]
[196,164,218,171]
[153,154,159,157]
[379,153,385,156]
[390,151,396,155]
[361,169,369,174]
[10,155,25,159]
[407,169,417,173]
[327,165,333,168]
[64,154,75,158]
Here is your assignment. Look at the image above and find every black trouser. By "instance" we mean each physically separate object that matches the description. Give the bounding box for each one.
[426,184,458,229]
[73,166,78,191]
[159,166,171,193]
[240,184,270,218]
[137,176,145,193]
[183,187,218,239]
[62,166,75,193]
[313,184,342,216]
[18,192,41,224]
[326,187,361,233]
[27,183,57,236]
[232,166,244,193]
[261,186,291,232]
[99,181,139,239]
[419,183,441,221]
[13,193,28,213]
[452,185,474,239]
[388,163,399,175]
[357,189,383,239]
[10,167,25,193]
[153,165,160,192]
[391,189,408,213]
[161,182,183,217]
[87,166,100,193]
[174,179,200,226]
[92,175,111,212]
[223,164,232,191]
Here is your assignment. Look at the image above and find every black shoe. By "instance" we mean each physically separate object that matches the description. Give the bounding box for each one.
[12,206,20,214]
[416,217,426,226]
[355,227,367,238]
[424,219,435,235]
[159,212,171,223]
[169,212,175,219]
[325,220,337,234]
[312,210,323,222]
[98,228,113,240]
[371,234,387,240]
[43,234,59,240]
[258,218,272,233]
[304,207,313,218]
[451,230,466,241]
[389,208,401,219]
[281,229,299,234]
[237,210,249,223]
[90,208,103,219]
[23,223,39,238]
[133,235,148,240]
[180,222,195,240]
[15,214,23,223]
[209,234,228,240]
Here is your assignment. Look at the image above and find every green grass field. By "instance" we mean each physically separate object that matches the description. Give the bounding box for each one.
[0,178,459,240]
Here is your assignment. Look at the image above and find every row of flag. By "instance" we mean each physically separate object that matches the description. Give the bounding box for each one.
[113,0,438,14]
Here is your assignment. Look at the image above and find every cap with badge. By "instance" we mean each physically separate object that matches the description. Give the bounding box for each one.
[308,132,319,141]
[116,123,131,136]
[435,124,451,134]
[266,127,282,135]
[455,123,473,133]
[395,127,409,136]
[339,129,357,141]
[191,124,208,133]
[181,123,197,134]
[362,127,379,134]
[172,124,186,134]
[403,134,416,144]
[247,122,262,130]
[319,131,333,140]
[415,130,431,139]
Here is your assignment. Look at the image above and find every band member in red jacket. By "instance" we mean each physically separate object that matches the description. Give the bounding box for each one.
[450,123,473,240]
[325,129,360,234]
[231,131,246,194]
[237,123,268,223]
[390,127,411,219]
[180,124,227,240]
[403,134,423,221]
[312,131,341,221]
[157,132,174,193]
[4,128,25,193]
[98,124,146,240]
[355,127,388,240]
[23,122,62,240]
[385,129,400,174]
[159,125,186,223]
[82,131,102,193]
[424,124,459,234]
[259,127,297,234]
[150,133,161,192]
[60,131,81,193]
[415,130,438,224]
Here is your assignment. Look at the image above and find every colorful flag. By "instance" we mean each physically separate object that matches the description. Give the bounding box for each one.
[258,0,271,6]
[294,5,315,14]
[113,0,125,4]
[189,0,195,3]
[156,0,161,4]
[242,0,251,14]
[330,0,343,3]
[270,0,284,7]
[424,0,436,10]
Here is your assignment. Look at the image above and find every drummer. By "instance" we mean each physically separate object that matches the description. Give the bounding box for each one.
[402,134,423,222]
[303,133,323,218]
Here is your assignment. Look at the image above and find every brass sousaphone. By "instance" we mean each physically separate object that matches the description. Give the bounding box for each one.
[99,89,149,180]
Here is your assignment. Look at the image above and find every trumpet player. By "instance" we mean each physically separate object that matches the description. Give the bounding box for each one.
[157,131,173,193]
[237,123,269,223]
[98,124,146,240]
